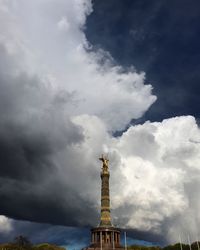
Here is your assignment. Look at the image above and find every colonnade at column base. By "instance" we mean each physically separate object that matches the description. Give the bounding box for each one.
[83,227,123,250]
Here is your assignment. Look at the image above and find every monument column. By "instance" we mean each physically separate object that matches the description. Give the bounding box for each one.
[86,155,122,250]
[99,156,112,227]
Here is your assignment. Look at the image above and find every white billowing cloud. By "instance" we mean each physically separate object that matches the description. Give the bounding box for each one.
[112,116,200,242]
[0,0,156,132]
[57,17,70,32]
[0,215,12,233]
[72,115,200,243]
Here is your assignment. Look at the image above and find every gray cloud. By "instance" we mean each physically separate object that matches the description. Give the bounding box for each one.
[0,42,100,227]
[0,0,155,231]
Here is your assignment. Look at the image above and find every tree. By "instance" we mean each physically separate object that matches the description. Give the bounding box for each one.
[13,235,32,249]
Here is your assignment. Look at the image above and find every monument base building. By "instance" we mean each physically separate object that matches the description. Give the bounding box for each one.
[88,227,121,250]
[84,156,124,250]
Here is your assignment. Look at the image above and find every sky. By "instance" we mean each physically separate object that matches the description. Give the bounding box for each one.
[0,0,200,249]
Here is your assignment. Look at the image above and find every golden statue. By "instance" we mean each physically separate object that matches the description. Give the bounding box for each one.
[99,155,109,172]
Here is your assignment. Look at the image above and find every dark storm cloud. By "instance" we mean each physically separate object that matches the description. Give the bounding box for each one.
[0,44,80,181]
[0,177,97,226]
[0,43,98,227]
[86,0,200,122]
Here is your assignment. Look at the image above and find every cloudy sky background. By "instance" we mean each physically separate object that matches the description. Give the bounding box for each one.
[0,0,200,249]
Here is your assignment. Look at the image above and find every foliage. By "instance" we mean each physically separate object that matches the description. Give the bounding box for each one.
[34,243,65,250]
[128,242,200,250]
[128,245,161,250]
[1,236,199,250]
[0,236,65,250]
